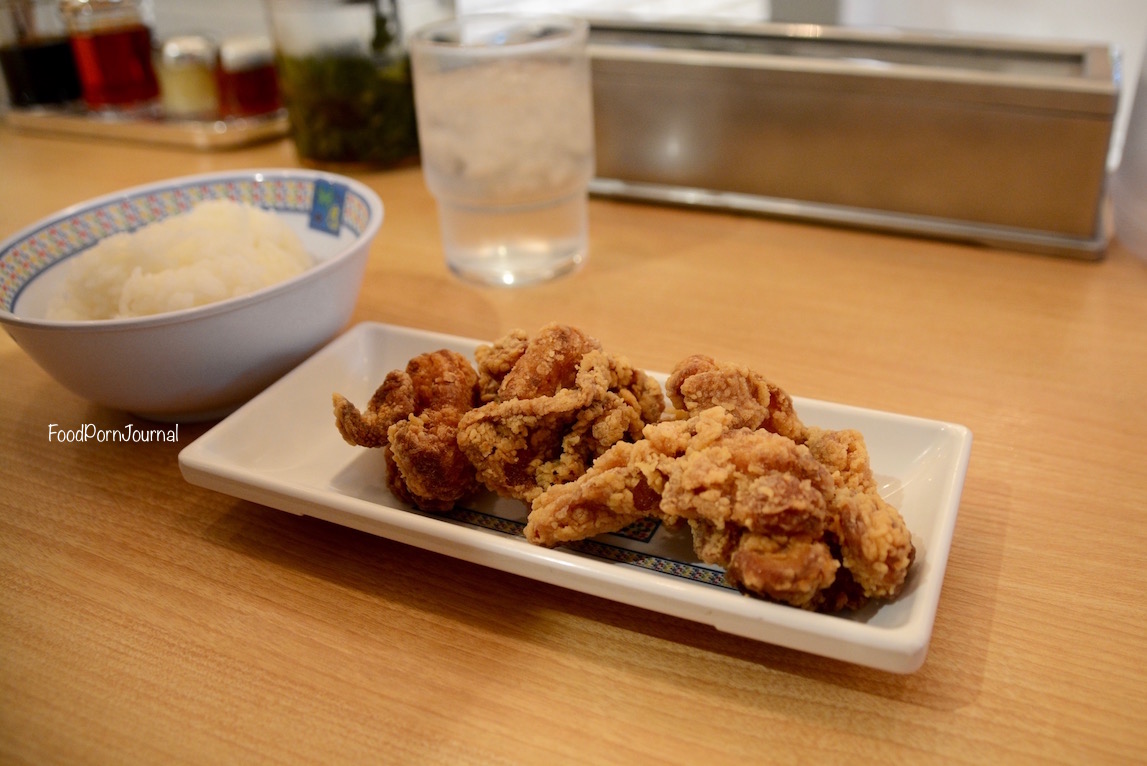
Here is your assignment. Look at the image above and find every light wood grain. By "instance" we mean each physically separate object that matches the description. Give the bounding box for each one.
[2,127,1146,765]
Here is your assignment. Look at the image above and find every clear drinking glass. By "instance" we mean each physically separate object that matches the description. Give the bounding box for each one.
[409,14,594,287]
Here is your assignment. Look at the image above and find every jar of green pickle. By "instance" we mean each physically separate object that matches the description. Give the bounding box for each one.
[263,0,418,167]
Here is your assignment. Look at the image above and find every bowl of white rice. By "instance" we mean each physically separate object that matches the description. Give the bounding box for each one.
[0,169,383,421]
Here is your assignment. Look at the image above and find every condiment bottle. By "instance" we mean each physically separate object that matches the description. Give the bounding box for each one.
[0,0,82,106]
[264,0,418,167]
[58,0,159,110]
[217,35,280,118]
[156,34,219,118]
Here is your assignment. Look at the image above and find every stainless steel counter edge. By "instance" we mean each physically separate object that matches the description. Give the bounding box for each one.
[588,177,1110,259]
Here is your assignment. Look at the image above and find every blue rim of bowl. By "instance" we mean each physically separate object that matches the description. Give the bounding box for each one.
[0,169,384,331]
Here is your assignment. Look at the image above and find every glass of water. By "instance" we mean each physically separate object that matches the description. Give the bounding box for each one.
[409,14,594,287]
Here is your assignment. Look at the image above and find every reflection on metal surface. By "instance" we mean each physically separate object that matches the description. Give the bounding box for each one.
[589,18,1118,258]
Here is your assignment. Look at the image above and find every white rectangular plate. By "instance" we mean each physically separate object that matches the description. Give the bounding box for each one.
[179,322,972,673]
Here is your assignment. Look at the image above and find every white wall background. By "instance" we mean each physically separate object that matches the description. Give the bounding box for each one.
[150,0,455,41]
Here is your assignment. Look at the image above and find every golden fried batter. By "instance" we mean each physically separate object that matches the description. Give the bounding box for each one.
[666,354,806,441]
[528,354,918,612]
[658,424,834,537]
[802,426,915,599]
[657,411,844,607]
[495,323,600,400]
[332,371,412,449]
[523,439,667,546]
[529,407,843,607]
[332,330,916,613]
[803,426,879,496]
[832,490,915,599]
[333,349,480,512]
[690,522,840,609]
[473,329,529,403]
[668,358,916,604]
[457,323,665,503]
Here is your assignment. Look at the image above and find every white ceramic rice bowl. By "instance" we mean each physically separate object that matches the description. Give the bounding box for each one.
[0,169,383,421]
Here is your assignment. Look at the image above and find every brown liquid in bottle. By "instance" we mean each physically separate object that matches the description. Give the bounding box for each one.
[69,23,158,108]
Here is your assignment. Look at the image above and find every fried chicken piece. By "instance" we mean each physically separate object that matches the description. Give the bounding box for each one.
[656,412,841,607]
[332,371,413,449]
[690,522,839,609]
[529,407,842,607]
[494,323,600,400]
[523,439,668,546]
[830,488,915,600]
[803,426,880,496]
[668,357,916,602]
[524,411,700,546]
[474,329,529,403]
[475,324,665,425]
[531,354,918,611]
[457,323,665,503]
[803,427,915,599]
[333,349,480,512]
[665,354,807,441]
[658,424,834,537]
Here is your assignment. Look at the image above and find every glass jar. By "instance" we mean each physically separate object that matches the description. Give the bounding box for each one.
[264,0,418,167]
[58,0,159,110]
[156,34,219,118]
[0,0,82,106]
[217,35,280,118]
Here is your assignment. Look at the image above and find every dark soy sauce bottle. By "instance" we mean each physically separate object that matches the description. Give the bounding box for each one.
[0,0,81,106]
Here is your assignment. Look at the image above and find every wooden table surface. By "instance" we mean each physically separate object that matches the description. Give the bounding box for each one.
[2,127,1145,764]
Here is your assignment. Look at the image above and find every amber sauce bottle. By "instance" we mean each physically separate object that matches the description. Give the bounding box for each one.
[59,0,159,110]
[217,35,280,118]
